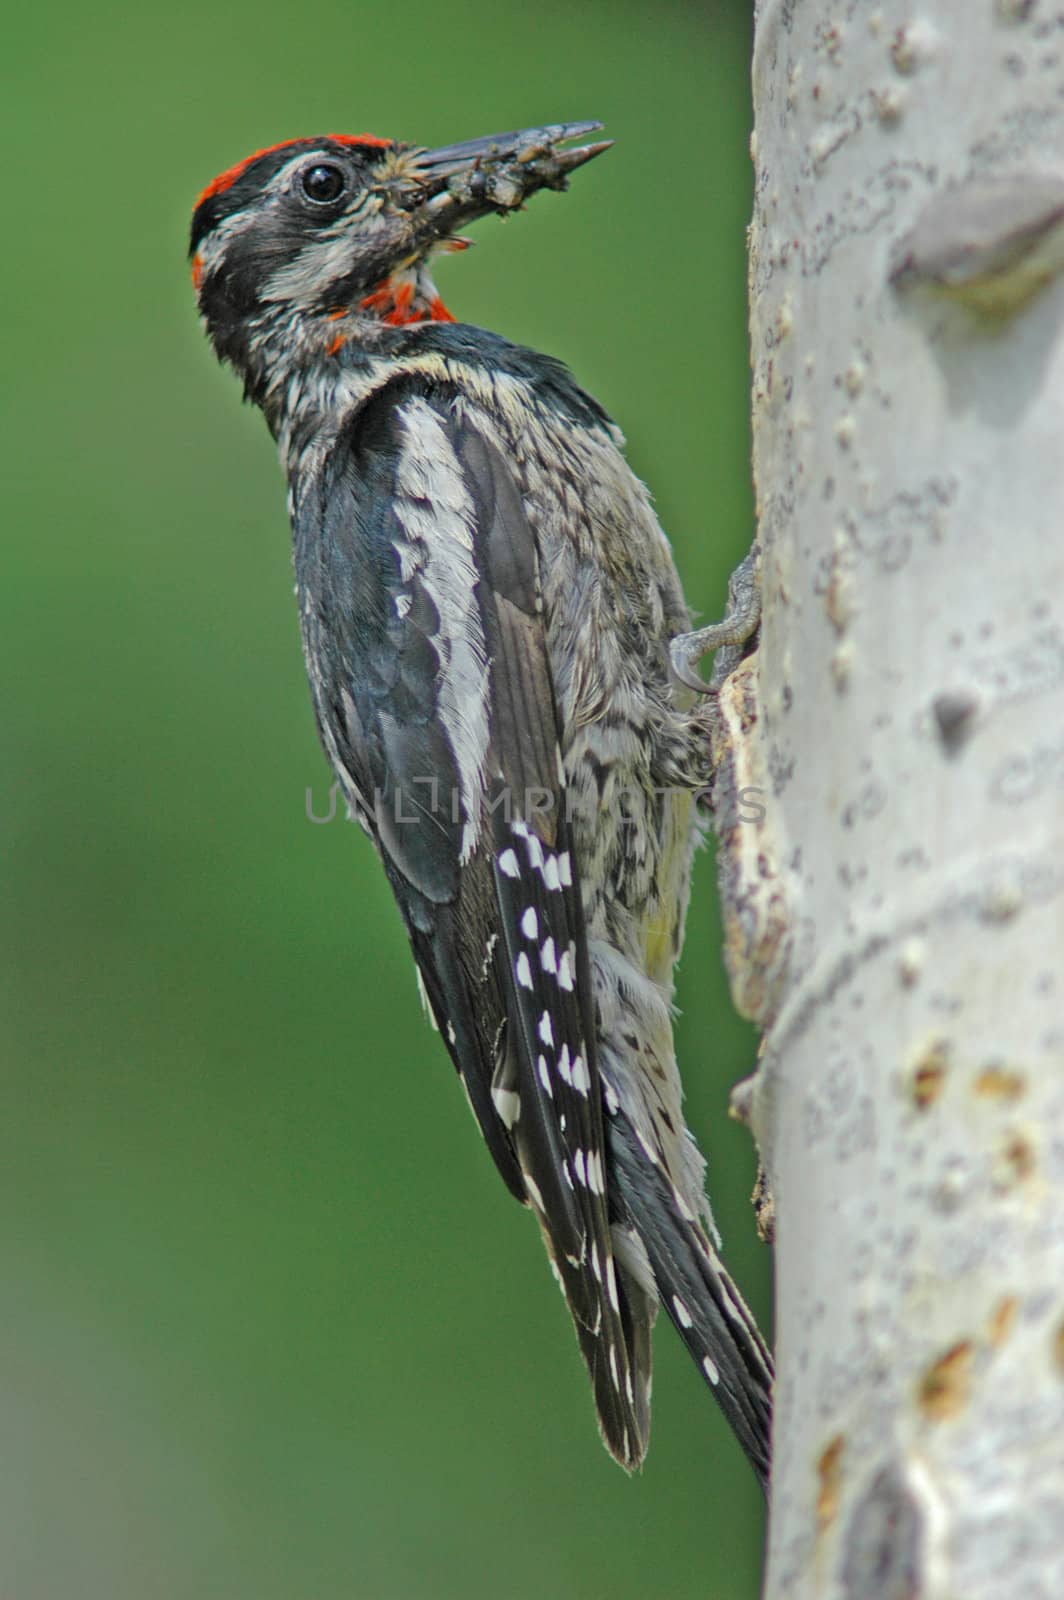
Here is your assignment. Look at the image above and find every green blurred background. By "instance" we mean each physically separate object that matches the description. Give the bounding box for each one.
[3,1,766,1595]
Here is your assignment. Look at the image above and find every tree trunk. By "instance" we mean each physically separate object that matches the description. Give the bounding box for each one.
[730,4,1064,1595]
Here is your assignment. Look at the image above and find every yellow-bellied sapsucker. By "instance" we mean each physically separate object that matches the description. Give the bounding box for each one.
[190,123,772,1482]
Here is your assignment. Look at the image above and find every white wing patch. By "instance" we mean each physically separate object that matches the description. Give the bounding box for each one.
[393,399,491,862]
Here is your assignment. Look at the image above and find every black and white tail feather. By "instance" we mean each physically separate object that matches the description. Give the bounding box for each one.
[608,1110,772,1482]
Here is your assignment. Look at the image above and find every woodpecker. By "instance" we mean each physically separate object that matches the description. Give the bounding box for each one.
[190,123,772,1482]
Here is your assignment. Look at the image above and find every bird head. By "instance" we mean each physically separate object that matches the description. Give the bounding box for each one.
[190,123,610,372]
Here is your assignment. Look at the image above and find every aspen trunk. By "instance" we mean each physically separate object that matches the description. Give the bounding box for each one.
[728,4,1064,1595]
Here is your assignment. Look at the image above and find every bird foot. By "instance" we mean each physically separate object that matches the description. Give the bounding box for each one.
[670,547,761,693]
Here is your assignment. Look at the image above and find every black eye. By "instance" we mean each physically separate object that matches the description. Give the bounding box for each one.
[301,163,346,204]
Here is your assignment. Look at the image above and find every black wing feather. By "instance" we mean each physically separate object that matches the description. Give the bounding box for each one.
[457,424,646,1459]
[297,387,521,1195]
[294,382,646,1461]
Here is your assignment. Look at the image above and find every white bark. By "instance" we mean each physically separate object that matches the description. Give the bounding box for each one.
[727,4,1064,1596]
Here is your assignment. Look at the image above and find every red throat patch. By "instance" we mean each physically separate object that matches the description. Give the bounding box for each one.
[326,275,454,356]
[358,274,456,327]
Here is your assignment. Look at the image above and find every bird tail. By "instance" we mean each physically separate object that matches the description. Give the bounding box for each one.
[608,1111,773,1489]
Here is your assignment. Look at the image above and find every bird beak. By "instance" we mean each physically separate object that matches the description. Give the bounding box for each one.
[415,122,609,184]
[401,122,612,238]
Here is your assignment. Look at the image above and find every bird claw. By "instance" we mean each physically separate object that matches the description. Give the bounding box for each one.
[669,547,761,693]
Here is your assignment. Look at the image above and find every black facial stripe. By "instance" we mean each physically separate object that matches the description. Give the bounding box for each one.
[191,142,317,255]
[190,138,388,256]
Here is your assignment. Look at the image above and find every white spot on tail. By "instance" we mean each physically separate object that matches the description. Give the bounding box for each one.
[702,1356,720,1385]
[538,1011,554,1047]
[557,948,574,991]
[605,1254,620,1313]
[525,832,544,869]
[540,936,557,973]
[557,1044,572,1085]
[672,1295,693,1329]
[570,1053,590,1095]
[558,851,573,887]
[515,952,533,990]
[520,906,538,940]
[537,1054,553,1096]
[524,1173,544,1211]
[498,848,520,879]
[608,1344,621,1392]
[543,854,561,891]
[573,1149,587,1186]
[585,1151,605,1194]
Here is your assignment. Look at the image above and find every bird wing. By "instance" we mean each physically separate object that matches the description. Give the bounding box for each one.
[293,379,648,1466]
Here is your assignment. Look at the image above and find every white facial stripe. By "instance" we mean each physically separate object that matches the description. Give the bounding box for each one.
[261,196,381,306]
[266,149,337,195]
[199,146,383,310]
[195,206,259,278]
[196,151,328,277]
